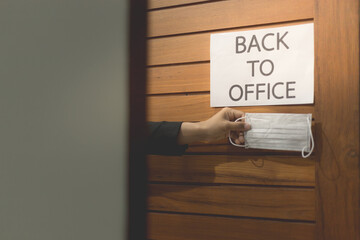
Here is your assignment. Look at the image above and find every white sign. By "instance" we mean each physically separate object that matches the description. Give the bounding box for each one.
[210,23,314,107]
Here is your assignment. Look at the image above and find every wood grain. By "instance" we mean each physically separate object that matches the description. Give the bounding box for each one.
[148,212,315,240]
[147,155,315,186]
[148,31,209,66]
[148,184,315,221]
[148,20,313,66]
[315,0,360,239]
[146,0,360,238]
[147,63,209,94]
[148,0,212,9]
[147,93,315,122]
[148,0,314,37]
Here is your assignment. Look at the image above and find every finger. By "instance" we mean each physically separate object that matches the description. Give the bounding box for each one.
[226,108,244,121]
[238,135,245,144]
[239,132,244,142]
[230,131,239,140]
[229,132,241,145]
[231,131,244,138]
[232,135,245,145]
[229,130,245,144]
[227,121,251,131]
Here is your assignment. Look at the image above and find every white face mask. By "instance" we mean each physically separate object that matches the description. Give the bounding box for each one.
[229,113,314,158]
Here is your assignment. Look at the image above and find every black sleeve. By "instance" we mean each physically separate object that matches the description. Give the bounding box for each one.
[146,121,188,156]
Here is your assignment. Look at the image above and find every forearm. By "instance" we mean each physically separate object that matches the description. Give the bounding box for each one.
[177,122,208,145]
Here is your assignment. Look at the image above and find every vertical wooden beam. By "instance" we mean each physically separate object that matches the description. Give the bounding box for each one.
[315,0,360,239]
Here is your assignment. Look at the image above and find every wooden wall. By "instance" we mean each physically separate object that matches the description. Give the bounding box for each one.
[146,0,359,239]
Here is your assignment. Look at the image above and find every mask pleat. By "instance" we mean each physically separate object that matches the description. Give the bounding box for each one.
[243,113,312,153]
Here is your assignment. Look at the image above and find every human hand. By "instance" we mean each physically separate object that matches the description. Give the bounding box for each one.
[199,107,251,144]
[177,108,251,145]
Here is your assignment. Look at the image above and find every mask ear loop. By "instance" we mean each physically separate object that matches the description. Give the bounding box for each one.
[302,117,314,158]
[229,117,248,148]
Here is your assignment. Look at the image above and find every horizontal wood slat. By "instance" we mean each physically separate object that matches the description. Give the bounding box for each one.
[147,94,315,122]
[148,0,212,9]
[148,32,209,65]
[148,20,313,66]
[148,0,314,37]
[148,212,316,240]
[148,184,315,220]
[147,155,315,186]
[147,63,209,94]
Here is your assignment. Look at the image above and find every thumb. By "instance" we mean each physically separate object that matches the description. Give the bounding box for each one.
[227,121,251,131]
